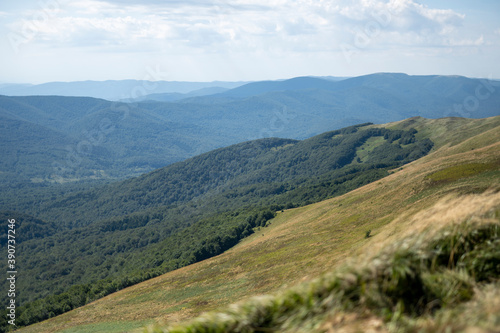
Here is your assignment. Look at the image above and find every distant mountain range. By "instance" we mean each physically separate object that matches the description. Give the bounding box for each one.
[0,76,347,102]
[1,73,499,186]
[0,80,249,101]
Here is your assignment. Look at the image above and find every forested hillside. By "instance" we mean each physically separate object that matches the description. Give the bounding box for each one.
[0,120,437,330]
[12,115,500,333]
[0,94,228,186]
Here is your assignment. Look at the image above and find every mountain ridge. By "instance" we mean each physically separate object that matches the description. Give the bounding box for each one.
[12,115,500,333]
[214,76,339,99]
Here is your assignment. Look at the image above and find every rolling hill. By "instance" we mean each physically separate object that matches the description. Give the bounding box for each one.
[0,94,232,186]
[13,115,500,333]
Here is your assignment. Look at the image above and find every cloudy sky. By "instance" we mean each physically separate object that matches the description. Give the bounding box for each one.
[1,0,499,83]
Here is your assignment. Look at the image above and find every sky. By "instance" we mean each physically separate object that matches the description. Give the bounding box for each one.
[1,0,499,83]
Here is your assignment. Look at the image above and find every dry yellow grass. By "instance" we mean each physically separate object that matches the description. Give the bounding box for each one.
[157,189,499,333]
[364,189,500,258]
[17,117,500,333]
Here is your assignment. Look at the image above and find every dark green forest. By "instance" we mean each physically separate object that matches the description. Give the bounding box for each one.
[0,123,433,331]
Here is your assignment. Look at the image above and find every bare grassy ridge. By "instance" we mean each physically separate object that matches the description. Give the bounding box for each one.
[153,191,500,333]
[17,116,500,333]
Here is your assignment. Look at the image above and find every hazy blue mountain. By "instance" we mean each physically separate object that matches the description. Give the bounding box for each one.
[140,73,500,140]
[312,76,350,81]
[130,77,348,102]
[0,80,248,101]
[215,76,339,98]
[128,86,230,102]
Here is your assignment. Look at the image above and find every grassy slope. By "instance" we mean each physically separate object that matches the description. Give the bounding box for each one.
[17,116,500,333]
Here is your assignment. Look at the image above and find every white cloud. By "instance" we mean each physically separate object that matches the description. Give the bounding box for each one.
[446,35,484,47]
[2,0,498,82]
[67,0,128,16]
[6,0,473,54]
[329,0,468,47]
